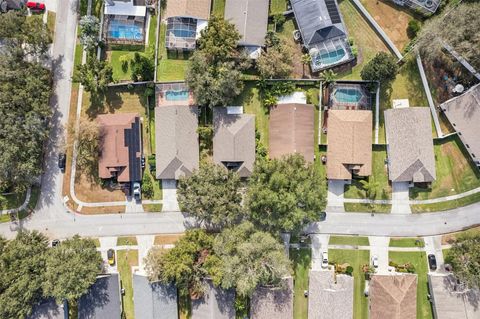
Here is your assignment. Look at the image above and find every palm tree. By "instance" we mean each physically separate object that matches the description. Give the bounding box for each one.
[301,54,312,78]
[359,177,380,213]
[319,69,337,85]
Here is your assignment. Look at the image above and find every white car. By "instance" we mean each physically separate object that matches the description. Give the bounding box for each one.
[132,182,141,201]
[321,251,329,269]
[372,255,379,268]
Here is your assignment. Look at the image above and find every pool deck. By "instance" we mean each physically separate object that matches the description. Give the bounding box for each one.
[156,91,195,107]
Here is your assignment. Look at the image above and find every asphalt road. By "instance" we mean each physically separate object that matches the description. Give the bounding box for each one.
[0,0,479,240]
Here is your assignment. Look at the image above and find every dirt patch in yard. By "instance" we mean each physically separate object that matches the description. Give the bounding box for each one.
[154,234,184,245]
[441,226,480,245]
[79,206,126,214]
[75,174,125,203]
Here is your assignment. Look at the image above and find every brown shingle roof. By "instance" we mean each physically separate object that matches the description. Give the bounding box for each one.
[370,274,417,319]
[326,110,372,179]
[269,103,314,162]
[155,106,199,180]
[164,0,211,20]
[224,0,269,47]
[385,107,436,183]
[250,277,293,319]
[97,113,142,183]
[213,108,255,177]
[440,83,480,166]
[191,280,235,319]
[308,270,354,319]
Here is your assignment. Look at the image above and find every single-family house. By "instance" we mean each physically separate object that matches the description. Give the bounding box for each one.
[78,274,122,319]
[191,280,235,319]
[133,273,178,319]
[224,0,269,59]
[213,107,255,177]
[164,0,211,51]
[384,107,436,184]
[389,0,440,15]
[440,83,480,167]
[250,277,293,319]
[0,0,25,12]
[97,113,142,183]
[326,110,372,180]
[308,270,354,319]
[269,103,315,162]
[104,0,147,44]
[27,299,68,319]
[155,105,199,180]
[290,0,353,72]
[428,274,480,319]
[369,274,417,319]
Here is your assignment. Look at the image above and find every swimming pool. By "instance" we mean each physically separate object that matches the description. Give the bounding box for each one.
[165,90,189,101]
[334,88,363,103]
[314,48,346,67]
[107,20,143,41]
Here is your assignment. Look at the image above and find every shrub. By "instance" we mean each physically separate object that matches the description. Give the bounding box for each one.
[406,20,421,39]
[345,266,354,276]
[119,54,130,73]
[273,14,286,29]
[351,46,358,58]
[142,172,154,199]
[130,52,154,82]
[360,52,398,85]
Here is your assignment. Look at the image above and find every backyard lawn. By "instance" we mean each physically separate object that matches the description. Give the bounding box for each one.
[410,135,480,200]
[108,50,137,81]
[389,237,425,248]
[389,252,432,319]
[344,146,391,200]
[291,248,311,319]
[329,236,370,246]
[337,0,389,80]
[328,249,370,319]
[117,250,139,319]
[157,22,191,81]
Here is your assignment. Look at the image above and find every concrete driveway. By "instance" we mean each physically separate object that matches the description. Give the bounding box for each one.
[162,179,179,212]
[369,236,390,274]
[327,180,346,212]
[424,236,444,273]
[391,182,412,214]
[311,234,330,270]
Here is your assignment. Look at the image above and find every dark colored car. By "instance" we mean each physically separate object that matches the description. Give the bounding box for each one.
[428,254,437,271]
[141,155,145,169]
[58,153,66,172]
[51,239,60,247]
[26,2,45,11]
[319,211,327,221]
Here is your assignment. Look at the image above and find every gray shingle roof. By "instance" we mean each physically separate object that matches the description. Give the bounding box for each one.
[440,84,480,166]
[428,274,480,319]
[27,299,67,319]
[224,0,269,47]
[308,270,353,319]
[384,107,436,183]
[133,274,178,319]
[250,277,293,319]
[213,108,255,177]
[155,105,199,180]
[191,280,235,319]
[290,0,347,47]
[78,274,121,319]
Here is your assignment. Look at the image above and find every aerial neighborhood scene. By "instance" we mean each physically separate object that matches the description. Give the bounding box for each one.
[0,0,480,318]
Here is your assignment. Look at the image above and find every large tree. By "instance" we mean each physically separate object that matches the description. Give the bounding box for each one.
[445,234,480,289]
[73,56,113,95]
[68,117,101,178]
[257,41,294,79]
[209,222,291,297]
[144,229,216,298]
[360,52,398,85]
[79,15,100,52]
[0,231,48,318]
[186,16,247,108]
[43,235,103,304]
[246,154,326,235]
[177,163,244,229]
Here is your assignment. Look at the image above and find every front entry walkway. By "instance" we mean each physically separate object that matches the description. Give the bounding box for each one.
[391,182,412,214]
[327,180,347,212]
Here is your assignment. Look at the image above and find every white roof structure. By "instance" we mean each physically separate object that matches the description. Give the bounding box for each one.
[277,92,308,105]
[392,99,410,109]
[104,0,146,17]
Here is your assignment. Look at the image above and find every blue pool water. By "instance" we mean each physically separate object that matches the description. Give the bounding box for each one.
[334,88,363,103]
[165,90,189,101]
[108,21,143,41]
[315,48,346,66]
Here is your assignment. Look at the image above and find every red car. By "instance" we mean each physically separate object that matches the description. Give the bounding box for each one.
[26,2,45,11]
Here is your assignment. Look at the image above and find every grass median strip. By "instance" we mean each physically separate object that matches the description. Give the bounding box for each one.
[117,250,138,319]
[329,236,370,246]
[344,203,392,213]
[117,236,138,246]
[411,192,480,213]
[389,237,425,248]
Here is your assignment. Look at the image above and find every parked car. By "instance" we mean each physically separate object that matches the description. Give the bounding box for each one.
[141,155,145,169]
[26,2,45,11]
[132,182,141,201]
[428,254,437,271]
[371,255,379,268]
[58,153,66,172]
[51,239,60,247]
[107,249,115,266]
[321,251,329,269]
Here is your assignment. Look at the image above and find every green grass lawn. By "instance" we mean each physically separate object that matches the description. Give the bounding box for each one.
[389,252,432,319]
[410,135,480,200]
[109,51,136,81]
[344,203,392,213]
[290,248,311,319]
[389,238,425,248]
[117,250,139,319]
[212,0,226,17]
[72,44,83,81]
[117,236,138,246]
[47,11,56,37]
[157,22,191,81]
[329,249,370,319]
[270,0,287,14]
[329,236,370,246]
[142,203,163,212]
[0,190,27,210]
[148,13,157,48]
[337,0,389,80]
[344,146,391,200]
[412,192,480,213]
